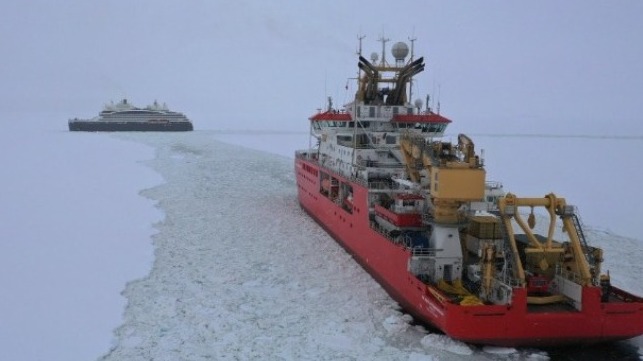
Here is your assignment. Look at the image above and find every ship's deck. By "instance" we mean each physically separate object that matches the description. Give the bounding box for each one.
[527,301,577,313]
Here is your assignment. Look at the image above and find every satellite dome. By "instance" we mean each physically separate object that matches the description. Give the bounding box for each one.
[391,42,409,61]
[370,52,379,63]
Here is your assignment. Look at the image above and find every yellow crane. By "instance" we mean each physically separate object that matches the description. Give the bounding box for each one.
[497,193,599,287]
[399,133,485,223]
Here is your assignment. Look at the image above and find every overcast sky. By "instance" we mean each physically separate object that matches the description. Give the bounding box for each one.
[2,1,643,134]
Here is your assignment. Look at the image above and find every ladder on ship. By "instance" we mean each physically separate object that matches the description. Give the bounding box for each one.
[498,214,519,286]
[569,209,596,272]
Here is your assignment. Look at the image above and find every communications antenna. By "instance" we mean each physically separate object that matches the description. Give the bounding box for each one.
[408,36,416,62]
[356,34,366,85]
[408,35,417,104]
[437,84,441,114]
[378,34,390,66]
[356,34,365,57]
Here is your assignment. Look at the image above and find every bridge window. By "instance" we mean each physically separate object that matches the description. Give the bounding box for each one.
[337,135,352,146]
[428,123,446,133]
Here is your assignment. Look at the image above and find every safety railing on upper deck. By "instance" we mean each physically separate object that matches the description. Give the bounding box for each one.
[356,159,405,169]
[295,150,319,162]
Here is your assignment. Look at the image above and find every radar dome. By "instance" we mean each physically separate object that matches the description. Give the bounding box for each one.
[370,52,379,63]
[391,42,409,61]
[414,98,423,109]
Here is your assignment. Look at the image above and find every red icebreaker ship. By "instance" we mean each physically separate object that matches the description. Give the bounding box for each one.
[294,37,643,347]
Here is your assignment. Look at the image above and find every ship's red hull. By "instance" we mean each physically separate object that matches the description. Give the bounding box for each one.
[295,156,643,347]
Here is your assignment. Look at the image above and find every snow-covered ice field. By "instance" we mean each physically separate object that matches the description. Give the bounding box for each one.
[0,122,162,360]
[1,126,642,361]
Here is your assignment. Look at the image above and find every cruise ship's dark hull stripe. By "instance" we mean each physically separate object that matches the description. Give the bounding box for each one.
[68,121,193,132]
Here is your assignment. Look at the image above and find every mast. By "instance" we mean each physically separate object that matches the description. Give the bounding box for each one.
[377,34,389,67]
[408,36,417,106]
[353,34,366,169]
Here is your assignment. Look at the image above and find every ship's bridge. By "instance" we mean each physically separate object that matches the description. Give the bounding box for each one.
[308,105,450,137]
